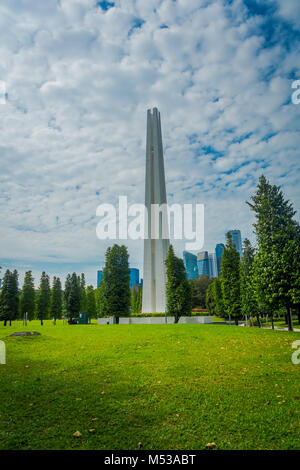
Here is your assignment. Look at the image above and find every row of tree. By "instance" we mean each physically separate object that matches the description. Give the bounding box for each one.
[205,176,300,331]
[2,176,297,327]
[0,270,99,325]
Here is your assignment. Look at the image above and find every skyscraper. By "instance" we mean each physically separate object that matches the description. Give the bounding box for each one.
[215,243,225,276]
[97,270,103,287]
[197,251,209,276]
[142,108,169,313]
[129,268,140,288]
[228,230,242,257]
[183,251,198,280]
[208,253,218,278]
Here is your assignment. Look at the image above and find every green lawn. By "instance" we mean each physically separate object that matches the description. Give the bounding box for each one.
[0,321,299,450]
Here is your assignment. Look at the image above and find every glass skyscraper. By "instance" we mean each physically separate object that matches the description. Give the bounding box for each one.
[197,251,210,276]
[228,230,242,257]
[215,243,225,276]
[208,253,218,278]
[97,270,103,287]
[183,251,198,280]
[129,268,140,287]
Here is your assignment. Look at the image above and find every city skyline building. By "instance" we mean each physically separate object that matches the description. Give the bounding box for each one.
[197,251,209,277]
[183,251,198,280]
[129,268,140,288]
[142,108,169,313]
[229,229,243,257]
[97,269,103,287]
[215,243,225,276]
[208,253,218,278]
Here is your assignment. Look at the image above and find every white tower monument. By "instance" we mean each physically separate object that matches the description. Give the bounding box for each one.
[142,108,169,313]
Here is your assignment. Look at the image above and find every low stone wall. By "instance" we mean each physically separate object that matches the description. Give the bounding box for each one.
[97,316,213,325]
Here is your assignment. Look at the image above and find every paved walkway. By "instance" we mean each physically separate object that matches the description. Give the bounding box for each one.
[260,325,300,332]
[217,322,300,332]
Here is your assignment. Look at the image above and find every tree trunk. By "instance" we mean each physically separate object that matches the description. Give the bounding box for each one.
[9,320,11,326]
[174,315,179,324]
[271,316,274,330]
[256,315,261,328]
[4,320,7,327]
[41,319,43,326]
[287,306,294,332]
[297,307,300,326]
[284,312,288,325]
[235,317,238,326]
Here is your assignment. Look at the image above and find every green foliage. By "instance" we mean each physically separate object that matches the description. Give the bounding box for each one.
[95,282,107,318]
[37,272,51,325]
[50,277,63,321]
[21,271,36,321]
[165,245,192,323]
[86,285,97,318]
[102,244,131,319]
[64,274,72,316]
[240,239,258,320]
[221,233,241,324]
[205,282,216,315]
[131,285,142,314]
[131,288,137,313]
[190,275,212,309]
[67,273,81,318]
[213,278,225,318]
[0,269,19,325]
[79,273,87,312]
[247,175,300,330]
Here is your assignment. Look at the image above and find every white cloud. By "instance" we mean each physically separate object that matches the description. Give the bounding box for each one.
[0,0,299,286]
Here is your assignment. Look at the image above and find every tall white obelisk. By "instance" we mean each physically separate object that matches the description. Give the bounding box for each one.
[142,108,169,313]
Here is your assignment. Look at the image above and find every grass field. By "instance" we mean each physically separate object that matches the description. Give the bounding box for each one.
[0,321,299,450]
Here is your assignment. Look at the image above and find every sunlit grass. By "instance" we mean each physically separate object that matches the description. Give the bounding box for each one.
[0,320,299,450]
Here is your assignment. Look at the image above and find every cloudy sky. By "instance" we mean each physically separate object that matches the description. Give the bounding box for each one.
[0,0,300,287]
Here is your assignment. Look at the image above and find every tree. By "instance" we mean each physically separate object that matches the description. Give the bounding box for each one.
[79,273,87,312]
[21,271,36,321]
[86,285,97,318]
[95,281,107,318]
[64,274,72,317]
[67,273,81,319]
[165,245,192,323]
[10,270,19,325]
[136,285,142,313]
[247,175,300,331]
[130,285,143,314]
[102,244,131,322]
[0,269,19,326]
[0,270,11,326]
[37,272,51,325]
[206,282,216,315]
[221,232,241,325]
[240,239,260,326]
[213,278,225,318]
[190,275,212,309]
[131,288,138,313]
[50,277,63,324]
[206,278,225,318]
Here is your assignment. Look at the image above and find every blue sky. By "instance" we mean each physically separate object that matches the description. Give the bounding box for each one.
[0,0,300,287]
